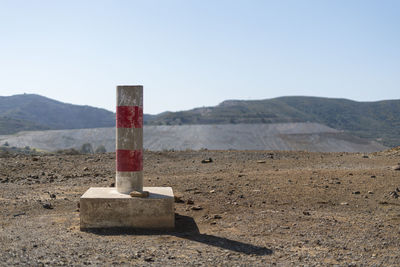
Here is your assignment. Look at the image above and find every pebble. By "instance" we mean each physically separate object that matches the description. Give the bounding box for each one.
[191,206,203,211]
[201,158,213,163]
[352,191,361,195]
[174,194,184,203]
[303,211,311,216]
[144,256,154,262]
[389,191,399,198]
[213,214,222,219]
[340,202,349,205]
[187,199,194,205]
[49,193,56,199]
[256,160,266,164]
[42,203,53,209]
[393,165,400,171]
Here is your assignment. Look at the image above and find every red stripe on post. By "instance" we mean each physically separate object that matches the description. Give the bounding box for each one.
[116,106,143,128]
[116,149,143,172]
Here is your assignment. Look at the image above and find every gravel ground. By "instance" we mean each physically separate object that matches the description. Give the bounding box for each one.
[0,148,399,266]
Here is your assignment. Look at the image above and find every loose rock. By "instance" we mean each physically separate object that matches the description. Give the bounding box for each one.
[174,193,184,203]
[389,191,399,199]
[130,191,150,198]
[201,158,213,163]
[42,203,53,209]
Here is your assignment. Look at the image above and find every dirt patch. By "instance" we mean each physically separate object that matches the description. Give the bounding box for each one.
[0,150,399,265]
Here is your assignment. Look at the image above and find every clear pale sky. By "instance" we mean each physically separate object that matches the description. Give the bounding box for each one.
[0,0,399,114]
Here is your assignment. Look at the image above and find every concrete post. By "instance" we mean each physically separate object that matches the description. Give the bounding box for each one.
[80,84,174,229]
[116,85,143,194]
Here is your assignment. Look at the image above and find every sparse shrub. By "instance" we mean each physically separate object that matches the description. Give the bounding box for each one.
[95,145,107,153]
[80,143,93,154]
[56,148,80,155]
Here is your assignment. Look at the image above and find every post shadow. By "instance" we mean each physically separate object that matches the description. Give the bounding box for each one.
[85,214,273,256]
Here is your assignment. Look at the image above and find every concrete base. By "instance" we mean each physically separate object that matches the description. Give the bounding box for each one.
[80,187,174,230]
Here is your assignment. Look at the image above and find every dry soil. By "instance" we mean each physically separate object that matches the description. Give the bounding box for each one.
[0,149,400,266]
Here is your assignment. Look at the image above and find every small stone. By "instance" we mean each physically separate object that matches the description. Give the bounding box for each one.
[393,165,400,171]
[340,202,349,205]
[191,206,203,211]
[174,193,184,203]
[187,199,194,205]
[257,160,266,163]
[209,190,215,193]
[352,191,361,195]
[49,193,56,199]
[389,191,399,199]
[109,182,115,187]
[201,158,213,163]
[144,256,154,262]
[213,214,222,219]
[362,155,369,158]
[370,175,376,178]
[83,167,89,171]
[130,191,150,198]
[368,191,374,194]
[303,211,311,216]
[42,203,53,209]
[32,157,39,161]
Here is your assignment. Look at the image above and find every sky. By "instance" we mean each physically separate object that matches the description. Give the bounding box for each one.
[0,0,399,114]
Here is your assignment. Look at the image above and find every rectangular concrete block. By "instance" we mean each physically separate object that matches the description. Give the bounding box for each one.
[80,187,174,229]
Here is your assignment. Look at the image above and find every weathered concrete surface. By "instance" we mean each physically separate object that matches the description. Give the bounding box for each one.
[116,85,143,193]
[80,187,174,229]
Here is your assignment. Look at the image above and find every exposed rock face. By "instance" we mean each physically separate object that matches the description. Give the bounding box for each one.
[0,123,387,153]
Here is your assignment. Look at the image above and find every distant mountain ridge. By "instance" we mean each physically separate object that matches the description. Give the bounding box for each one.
[144,96,400,147]
[0,94,115,134]
[1,94,399,147]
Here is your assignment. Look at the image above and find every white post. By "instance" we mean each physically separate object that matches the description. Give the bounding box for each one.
[115,85,143,194]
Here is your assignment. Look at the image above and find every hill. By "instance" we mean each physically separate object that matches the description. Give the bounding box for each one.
[1,94,399,147]
[0,94,115,134]
[145,96,400,147]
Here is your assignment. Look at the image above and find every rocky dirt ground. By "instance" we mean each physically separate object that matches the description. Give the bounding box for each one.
[0,148,399,266]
